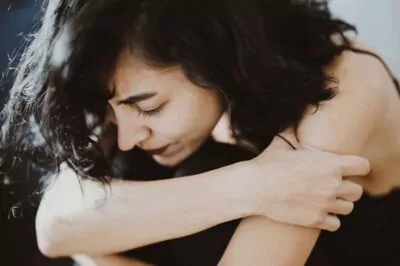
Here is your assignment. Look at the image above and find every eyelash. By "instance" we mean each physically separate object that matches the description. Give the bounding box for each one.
[136,103,166,118]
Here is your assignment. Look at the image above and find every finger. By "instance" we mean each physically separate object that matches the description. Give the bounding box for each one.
[329,154,370,176]
[327,199,354,216]
[319,215,341,232]
[335,155,370,176]
[337,180,363,202]
[301,145,371,176]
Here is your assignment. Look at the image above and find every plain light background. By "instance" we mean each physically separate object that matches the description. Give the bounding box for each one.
[330,0,400,78]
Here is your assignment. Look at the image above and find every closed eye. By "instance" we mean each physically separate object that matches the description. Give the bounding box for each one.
[136,102,168,118]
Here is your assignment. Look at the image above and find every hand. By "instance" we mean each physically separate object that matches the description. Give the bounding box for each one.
[245,136,370,232]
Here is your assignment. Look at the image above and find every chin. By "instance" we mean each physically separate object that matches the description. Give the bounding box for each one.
[153,142,204,167]
[153,152,189,167]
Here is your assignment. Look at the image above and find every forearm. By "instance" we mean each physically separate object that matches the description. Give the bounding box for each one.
[219,216,319,266]
[72,254,153,266]
[36,162,251,257]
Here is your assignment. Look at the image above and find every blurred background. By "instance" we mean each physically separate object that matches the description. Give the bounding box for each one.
[330,0,400,77]
[0,1,72,266]
[0,0,399,265]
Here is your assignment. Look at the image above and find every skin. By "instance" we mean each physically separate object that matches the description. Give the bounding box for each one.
[219,39,400,265]
[87,39,400,266]
[76,39,382,266]
[35,41,371,265]
[107,52,224,167]
[214,40,400,195]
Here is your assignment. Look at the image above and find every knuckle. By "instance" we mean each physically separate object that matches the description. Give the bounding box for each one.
[319,200,330,212]
[324,188,337,199]
[319,197,332,209]
[312,212,325,227]
[330,165,342,176]
[328,177,341,189]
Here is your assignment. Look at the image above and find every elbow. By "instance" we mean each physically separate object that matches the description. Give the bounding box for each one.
[36,234,60,259]
[35,204,70,258]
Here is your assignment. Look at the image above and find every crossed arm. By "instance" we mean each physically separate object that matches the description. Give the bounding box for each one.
[36,48,384,266]
[219,48,388,266]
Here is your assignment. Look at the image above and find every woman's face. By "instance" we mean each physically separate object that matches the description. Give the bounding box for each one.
[107,53,224,167]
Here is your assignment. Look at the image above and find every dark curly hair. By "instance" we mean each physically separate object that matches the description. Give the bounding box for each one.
[0,0,356,184]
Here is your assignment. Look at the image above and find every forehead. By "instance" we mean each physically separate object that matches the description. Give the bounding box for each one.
[110,53,183,99]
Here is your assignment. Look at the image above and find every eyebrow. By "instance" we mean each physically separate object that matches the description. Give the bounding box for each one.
[116,92,158,105]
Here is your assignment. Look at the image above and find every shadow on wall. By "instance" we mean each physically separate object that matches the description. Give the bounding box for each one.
[0,1,73,265]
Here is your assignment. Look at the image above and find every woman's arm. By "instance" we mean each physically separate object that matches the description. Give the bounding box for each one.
[36,162,250,257]
[36,145,367,259]
[36,49,371,259]
[72,254,153,266]
[219,48,388,266]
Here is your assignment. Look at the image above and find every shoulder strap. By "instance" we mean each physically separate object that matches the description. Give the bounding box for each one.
[276,134,297,150]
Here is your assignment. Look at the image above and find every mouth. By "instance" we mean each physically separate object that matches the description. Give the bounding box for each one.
[143,145,170,156]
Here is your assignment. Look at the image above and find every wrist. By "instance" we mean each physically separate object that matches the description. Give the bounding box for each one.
[227,160,265,218]
[234,159,281,218]
[204,161,252,221]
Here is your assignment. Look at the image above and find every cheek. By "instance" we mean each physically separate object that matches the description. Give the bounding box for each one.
[149,107,196,140]
[151,93,223,141]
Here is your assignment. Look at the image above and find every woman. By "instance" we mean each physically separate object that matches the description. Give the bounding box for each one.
[2,0,397,265]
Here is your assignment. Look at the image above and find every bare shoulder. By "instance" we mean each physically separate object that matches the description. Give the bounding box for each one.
[325,38,393,89]
[295,38,393,154]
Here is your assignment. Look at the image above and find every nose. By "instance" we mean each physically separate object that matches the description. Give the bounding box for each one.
[116,116,151,151]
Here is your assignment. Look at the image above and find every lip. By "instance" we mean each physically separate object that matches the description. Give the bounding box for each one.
[143,145,170,156]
